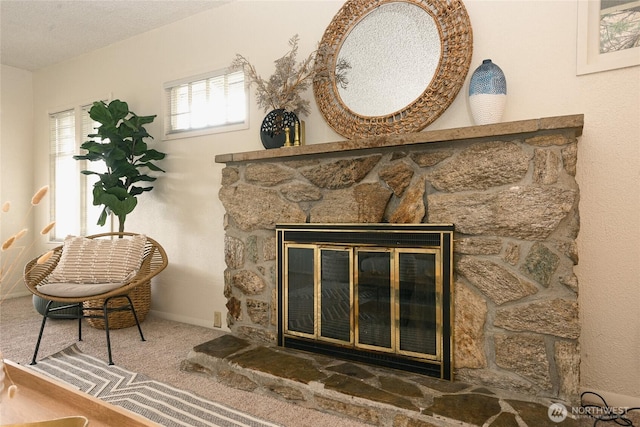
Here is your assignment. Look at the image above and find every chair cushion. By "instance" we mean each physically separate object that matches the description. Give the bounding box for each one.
[37,282,125,298]
[49,234,147,284]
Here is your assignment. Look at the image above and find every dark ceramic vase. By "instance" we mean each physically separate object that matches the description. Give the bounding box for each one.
[260,109,299,149]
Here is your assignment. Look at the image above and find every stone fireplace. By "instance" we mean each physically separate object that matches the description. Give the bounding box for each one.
[216,114,583,401]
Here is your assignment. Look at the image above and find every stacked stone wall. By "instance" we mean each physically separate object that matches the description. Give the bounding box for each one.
[218,128,580,400]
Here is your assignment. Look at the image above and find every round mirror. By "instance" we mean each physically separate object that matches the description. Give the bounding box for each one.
[337,2,440,117]
[313,0,473,139]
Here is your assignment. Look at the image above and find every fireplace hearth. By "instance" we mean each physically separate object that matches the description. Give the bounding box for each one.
[276,223,454,379]
[216,115,584,400]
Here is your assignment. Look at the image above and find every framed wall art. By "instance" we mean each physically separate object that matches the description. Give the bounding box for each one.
[577,0,640,75]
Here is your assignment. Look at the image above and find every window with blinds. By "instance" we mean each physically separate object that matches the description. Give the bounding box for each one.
[49,105,108,241]
[164,69,247,138]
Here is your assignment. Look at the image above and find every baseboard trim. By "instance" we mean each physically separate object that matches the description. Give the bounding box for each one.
[0,290,31,300]
[148,309,228,331]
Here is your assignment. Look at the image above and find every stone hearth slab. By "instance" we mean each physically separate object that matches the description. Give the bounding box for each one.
[323,374,419,411]
[183,334,581,427]
[193,333,250,358]
[229,346,327,384]
[424,393,502,425]
[328,362,376,380]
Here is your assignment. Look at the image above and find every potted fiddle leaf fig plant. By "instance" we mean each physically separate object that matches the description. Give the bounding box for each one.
[74,99,166,233]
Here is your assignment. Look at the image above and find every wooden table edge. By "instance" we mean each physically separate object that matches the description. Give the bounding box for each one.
[2,360,160,427]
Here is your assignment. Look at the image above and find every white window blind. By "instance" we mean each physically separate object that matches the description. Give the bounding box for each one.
[50,109,80,240]
[80,104,107,235]
[49,105,108,241]
[164,69,247,137]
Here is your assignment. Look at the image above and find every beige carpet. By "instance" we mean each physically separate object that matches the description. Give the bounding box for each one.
[0,295,369,427]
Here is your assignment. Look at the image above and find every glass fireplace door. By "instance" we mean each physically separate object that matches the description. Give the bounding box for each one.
[284,245,315,336]
[284,245,354,343]
[284,243,443,362]
[319,248,352,343]
[356,250,393,350]
[354,249,441,360]
[397,250,440,359]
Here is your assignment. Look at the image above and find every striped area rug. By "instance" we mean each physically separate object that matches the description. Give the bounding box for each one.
[29,345,281,427]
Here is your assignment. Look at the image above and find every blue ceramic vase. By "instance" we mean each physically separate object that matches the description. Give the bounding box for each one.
[468,59,507,125]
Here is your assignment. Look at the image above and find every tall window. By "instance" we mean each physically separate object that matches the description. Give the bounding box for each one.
[164,69,247,138]
[49,105,108,241]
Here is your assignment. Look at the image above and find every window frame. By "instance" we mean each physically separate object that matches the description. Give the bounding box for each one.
[163,68,249,140]
[49,102,111,242]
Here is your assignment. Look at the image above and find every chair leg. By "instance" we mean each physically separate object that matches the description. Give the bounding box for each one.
[102,295,146,366]
[31,300,53,365]
[124,295,146,342]
[78,302,83,342]
[102,300,114,366]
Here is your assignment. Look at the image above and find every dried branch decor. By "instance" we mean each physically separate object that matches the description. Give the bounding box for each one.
[1,185,57,400]
[1,186,54,300]
[230,35,350,117]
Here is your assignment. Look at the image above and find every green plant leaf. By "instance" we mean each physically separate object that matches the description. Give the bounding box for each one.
[131,175,156,183]
[105,147,128,162]
[114,198,137,216]
[97,207,109,226]
[93,186,137,216]
[129,186,154,196]
[133,114,157,126]
[111,162,137,177]
[133,141,149,156]
[139,149,166,161]
[89,101,113,125]
[74,154,93,162]
[107,99,130,121]
[122,119,137,131]
[143,162,166,172]
[78,141,105,152]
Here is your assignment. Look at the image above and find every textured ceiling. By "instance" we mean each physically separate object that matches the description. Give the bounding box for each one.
[0,0,229,71]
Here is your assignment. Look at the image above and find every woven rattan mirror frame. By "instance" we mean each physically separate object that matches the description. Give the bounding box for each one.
[313,0,473,139]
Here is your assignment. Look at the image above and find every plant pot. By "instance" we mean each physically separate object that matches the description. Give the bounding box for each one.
[260,109,299,149]
[85,280,151,330]
[468,59,507,125]
[33,295,81,319]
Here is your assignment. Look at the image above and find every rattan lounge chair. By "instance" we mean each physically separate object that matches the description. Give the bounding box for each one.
[23,232,168,365]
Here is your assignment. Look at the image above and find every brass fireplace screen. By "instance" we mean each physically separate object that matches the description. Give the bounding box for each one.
[276,224,454,380]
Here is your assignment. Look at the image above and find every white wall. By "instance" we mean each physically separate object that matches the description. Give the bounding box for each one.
[0,65,36,300]
[4,0,639,406]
